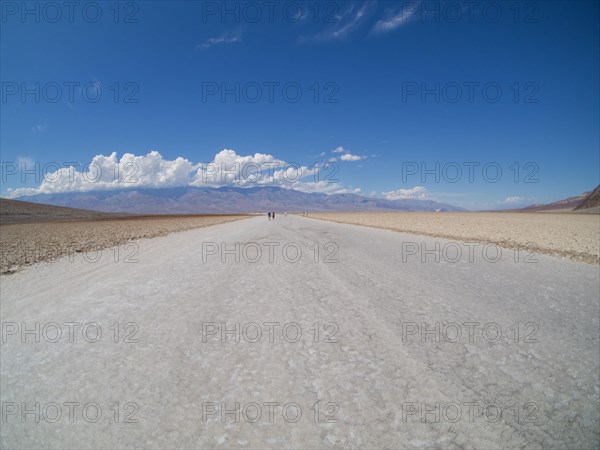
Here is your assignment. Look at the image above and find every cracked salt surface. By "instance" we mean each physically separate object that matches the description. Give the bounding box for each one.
[1,215,598,448]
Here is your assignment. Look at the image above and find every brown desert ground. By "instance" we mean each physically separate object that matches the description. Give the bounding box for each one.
[0,214,251,274]
[307,211,600,264]
[0,198,252,274]
[0,198,123,225]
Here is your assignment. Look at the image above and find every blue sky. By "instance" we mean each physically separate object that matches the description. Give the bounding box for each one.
[1,0,599,210]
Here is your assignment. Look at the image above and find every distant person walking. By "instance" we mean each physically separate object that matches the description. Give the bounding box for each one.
[268,212,271,220]
[284,212,287,218]
[272,211,276,220]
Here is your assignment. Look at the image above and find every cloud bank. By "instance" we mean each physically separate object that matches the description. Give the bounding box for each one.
[5,149,357,198]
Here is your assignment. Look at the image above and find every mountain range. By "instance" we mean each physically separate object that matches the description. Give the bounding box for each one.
[514,184,600,212]
[14,186,466,214]
[573,184,600,211]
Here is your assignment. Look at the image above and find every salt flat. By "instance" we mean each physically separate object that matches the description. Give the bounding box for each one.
[1,215,598,448]
[309,211,600,264]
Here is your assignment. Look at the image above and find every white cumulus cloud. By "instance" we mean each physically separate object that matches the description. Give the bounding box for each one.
[6,149,349,198]
[329,146,366,162]
[340,153,365,161]
[382,186,430,200]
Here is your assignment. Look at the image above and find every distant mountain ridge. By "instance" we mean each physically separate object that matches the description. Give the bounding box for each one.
[574,185,600,211]
[519,193,589,212]
[14,186,466,213]
[512,184,600,212]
